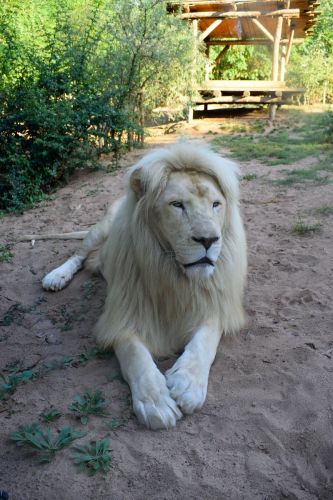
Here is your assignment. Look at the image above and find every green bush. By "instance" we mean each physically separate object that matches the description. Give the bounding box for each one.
[0,0,198,212]
[0,84,134,211]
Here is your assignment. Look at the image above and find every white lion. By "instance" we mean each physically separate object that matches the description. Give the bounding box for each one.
[42,142,247,430]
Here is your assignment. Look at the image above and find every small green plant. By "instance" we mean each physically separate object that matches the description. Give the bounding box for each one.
[0,303,25,327]
[0,349,111,401]
[69,390,108,424]
[275,166,330,186]
[40,409,62,423]
[86,185,101,197]
[49,304,75,332]
[73,438,112,475]
[80,280,96,300]
[105,418,128,430]
[316,205,333,216]
[3,360,22,373]
[10,423,86,463]
[0,370,33,399]
[0,244,14,263]
[1,297,47,327]
[292,218,321,236]
[242,173,257,181]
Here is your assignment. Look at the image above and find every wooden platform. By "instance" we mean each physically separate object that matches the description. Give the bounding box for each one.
[195,79,304,104]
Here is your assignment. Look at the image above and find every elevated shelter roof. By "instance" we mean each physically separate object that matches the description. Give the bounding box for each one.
[168,1,320,43]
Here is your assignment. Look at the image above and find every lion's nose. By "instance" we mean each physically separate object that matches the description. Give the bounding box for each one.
[192,236,219,250]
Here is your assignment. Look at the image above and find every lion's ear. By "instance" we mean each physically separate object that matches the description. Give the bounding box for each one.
[129,168,144,200]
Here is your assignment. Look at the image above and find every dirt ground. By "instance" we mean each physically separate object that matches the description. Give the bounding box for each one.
[1,109,332,500]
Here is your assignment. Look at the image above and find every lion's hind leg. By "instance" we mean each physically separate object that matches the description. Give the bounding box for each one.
[42,200,122,292]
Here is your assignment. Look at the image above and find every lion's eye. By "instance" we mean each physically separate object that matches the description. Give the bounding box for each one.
[170,201,184,209]
[213,201,221,208]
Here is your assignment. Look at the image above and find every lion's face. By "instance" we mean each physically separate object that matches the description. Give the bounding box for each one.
[154,171,225,280]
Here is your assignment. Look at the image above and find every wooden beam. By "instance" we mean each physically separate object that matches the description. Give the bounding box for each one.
[272,17,283,81]
[169,0,296,6]
[250,18,274,41]
[195,96,292,104]
[199,19,223,42]
[206,38,304,45]
[188,19,198,123]
[180,9,300,19]
[199,80,289,90]
[270,16,283,123]
[285,28,295,65]
[214,45,231,65]
[280,45,287,81]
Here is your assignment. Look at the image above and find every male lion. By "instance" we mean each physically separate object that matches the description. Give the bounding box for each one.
[42,142,247,430]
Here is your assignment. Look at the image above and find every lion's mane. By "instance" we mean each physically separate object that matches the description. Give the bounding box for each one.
[88,142,247,357]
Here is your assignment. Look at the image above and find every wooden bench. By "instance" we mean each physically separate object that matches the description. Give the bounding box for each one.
[194,80,304,105]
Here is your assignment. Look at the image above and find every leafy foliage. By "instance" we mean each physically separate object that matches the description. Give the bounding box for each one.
[0,348,112,401]
[69,389,108,424]
[0,0,199,212]
[10,423,86,462]
[211,45,271,81]
[292,218,321,236]
[0,244,14,263]
[73,438,112,475]
[40,409,62,423]
[105,417,128,430]
[288,0,333,103]
[0,370,33,399]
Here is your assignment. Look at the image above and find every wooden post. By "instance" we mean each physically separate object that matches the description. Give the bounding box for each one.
[272,16,283,81]
[205,44,210,81]
[269,16,283,123]
[250,18,274,42]
[285,27,295,65]
[199,19,222,42]
[214,44,230,66]
[188,19,198,123]
[139,90,144,144]
[280,45,286,82]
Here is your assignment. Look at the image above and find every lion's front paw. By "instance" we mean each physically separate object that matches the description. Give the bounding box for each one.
[42,256,84,291]
[133,393,182,430]
[132,371,182,430]
[42,268,71,291]
[165,363,208,415]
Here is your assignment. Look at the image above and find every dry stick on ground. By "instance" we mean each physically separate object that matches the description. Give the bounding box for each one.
[18,231,89,242]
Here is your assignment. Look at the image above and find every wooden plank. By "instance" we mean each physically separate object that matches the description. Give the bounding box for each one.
[250,18,274,41]
[285,28,295,64]
[189,19,198,123]
[280,45,287,81]
[214,45,230,65]
[180,9,300,19]
[199,19,223,41]
[199,79,288,90]
[169,0,298,6]
[270,16,283,123]
[194,96,292,103]
[272,17,283,81]
[205,38,304,45]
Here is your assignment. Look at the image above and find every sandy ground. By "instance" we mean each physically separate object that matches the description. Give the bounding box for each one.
[0,110,332,500]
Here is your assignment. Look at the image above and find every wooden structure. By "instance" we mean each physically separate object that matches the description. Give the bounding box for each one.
[168,1,320,121]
